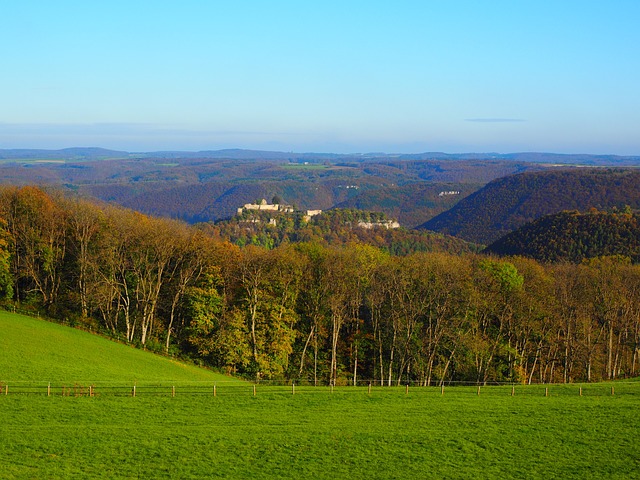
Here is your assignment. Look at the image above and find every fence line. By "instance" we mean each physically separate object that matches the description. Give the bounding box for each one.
[0,381,637,398]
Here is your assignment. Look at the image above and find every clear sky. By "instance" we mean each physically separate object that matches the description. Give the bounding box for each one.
[1,1,639,154]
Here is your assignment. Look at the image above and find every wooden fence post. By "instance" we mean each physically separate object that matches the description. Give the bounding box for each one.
[441,385,444,396]
[477,385,481,396]
[292,383,295,395]
[47,383,51,397]
[545,387,548,397]
[213,383,217,397]
[368,383,371,395]
[172,386,175,397]
[611,386,615,396]
[579,386,582,396]
[253,384,256,396]
[405,384,409,395]
[511,386,515,397]
[132,385,136,397]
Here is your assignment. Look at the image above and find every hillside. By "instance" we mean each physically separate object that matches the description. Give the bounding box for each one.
[98,179,386,224]
[0,311,237,384]
[203,207,479,255]
[73,159,538,224]
[333,182,480,228]
[484,210,640,263]
[0,150,548,225]
[421,168,640,244]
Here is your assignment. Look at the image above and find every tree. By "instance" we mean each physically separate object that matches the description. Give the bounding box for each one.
[228,245,301,379]
[62,197,105,318]
[0,186,66,309]
[0,218,13,300]
[467,258,524,384]
[294,242,330,385]
[183,266,226,358]
[161,229,210,353]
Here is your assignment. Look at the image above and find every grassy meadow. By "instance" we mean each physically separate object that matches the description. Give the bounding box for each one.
[1,311,639,479]
[0,311,237,386]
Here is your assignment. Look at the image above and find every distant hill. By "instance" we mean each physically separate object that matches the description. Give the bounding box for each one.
[70,160,540,225]
[484,210,640,263]
[398,151,640,166]
[2,147,639,229]
[334,182,480,228]
[82,179,385,223]
[1,147,639,165]
[0,147,129,160]
[421,168,640,245]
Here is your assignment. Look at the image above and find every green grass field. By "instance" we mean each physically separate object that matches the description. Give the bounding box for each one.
[1,387,638,479]
[1,312,639,479]
[0,311,237,386]
[282,163,329,170]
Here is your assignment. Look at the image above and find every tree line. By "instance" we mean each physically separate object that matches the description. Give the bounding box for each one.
[1,186,638,385]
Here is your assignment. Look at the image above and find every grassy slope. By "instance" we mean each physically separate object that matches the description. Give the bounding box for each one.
[0,311,236,385]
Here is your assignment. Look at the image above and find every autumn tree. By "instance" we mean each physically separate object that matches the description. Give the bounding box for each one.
[294,243,330,384]
[0,218,13,300]
[226,245,302,379]
[62,197,106,318]
[0,186,66,308]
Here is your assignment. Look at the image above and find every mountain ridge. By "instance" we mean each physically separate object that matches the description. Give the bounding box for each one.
[1,148,639,165]
[421,168,640,244]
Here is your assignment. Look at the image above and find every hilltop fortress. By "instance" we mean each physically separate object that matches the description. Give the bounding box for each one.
[237,199,398,228]
[237,199,322,222]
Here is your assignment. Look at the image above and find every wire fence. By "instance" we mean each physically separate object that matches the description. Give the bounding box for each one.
[0,380,638,398]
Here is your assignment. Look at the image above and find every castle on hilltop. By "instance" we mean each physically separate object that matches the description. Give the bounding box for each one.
[237,199,295,215]
[236,199,399,229]
[237,199,323,222]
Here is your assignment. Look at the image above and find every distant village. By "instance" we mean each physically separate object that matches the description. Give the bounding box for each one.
[237,199,400,229]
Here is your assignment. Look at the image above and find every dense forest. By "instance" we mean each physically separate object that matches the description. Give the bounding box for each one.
[485,209,640,263]
[1,186,639,385]
[422,168,640,244]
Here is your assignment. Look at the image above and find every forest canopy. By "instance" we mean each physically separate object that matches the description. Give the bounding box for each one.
[0,186,639,385]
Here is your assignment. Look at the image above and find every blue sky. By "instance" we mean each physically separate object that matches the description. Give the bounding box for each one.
[1,1,639,154]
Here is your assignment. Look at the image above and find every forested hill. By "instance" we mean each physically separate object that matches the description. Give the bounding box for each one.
[484,209,640,263]
[0,148,548,226]
[333,183,481,228]
[72,160,533,225]
[420,169,640,245]
[202,208,477,255]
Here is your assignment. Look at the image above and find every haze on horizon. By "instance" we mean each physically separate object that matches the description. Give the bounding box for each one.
[1,1,639,156]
